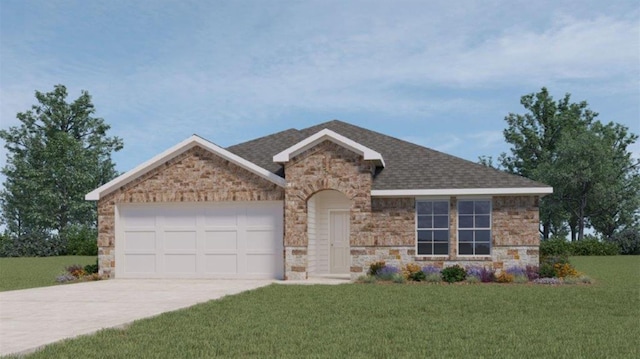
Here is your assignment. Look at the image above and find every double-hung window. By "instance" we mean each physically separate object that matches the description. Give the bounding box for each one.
[458,199,491,255]
[416,200,449,255]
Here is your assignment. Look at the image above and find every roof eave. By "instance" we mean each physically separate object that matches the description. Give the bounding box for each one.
[370,187,554,197]
[85,135,286,201]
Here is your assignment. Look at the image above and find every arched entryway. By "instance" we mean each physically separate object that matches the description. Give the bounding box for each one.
[307,190,351,277]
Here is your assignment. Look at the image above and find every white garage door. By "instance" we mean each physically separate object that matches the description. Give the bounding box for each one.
[116,201,283,279]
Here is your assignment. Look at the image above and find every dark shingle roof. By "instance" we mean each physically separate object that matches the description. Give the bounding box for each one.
[226,120,547,190]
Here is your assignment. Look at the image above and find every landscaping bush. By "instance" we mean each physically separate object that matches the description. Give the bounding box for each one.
[496,272,514,283]
[478,267,496,283]
[421,266,442,282]
[0,231,66,257]
[465,266,483,281]
[84,259,99,275]
[376,266,400,281]
[540,237,572,257]
[65,264,86,278]
[539,255,569,278]
[63,225,98,256]
[542,236,622,256]
[610,228,640,255]
[402,263,422,280]
[441,265,466,283]
[505,267,528,283]
[571,236,619,256]
[525,265,540,281]
[368,261,386,276]
[465,266,497,283]
[553,263,578,278]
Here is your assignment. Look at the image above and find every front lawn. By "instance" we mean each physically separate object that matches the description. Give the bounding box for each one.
[0,256,96,292]
[16,256,640,358]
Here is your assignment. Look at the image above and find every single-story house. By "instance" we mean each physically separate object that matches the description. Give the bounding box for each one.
[86,120,552,280]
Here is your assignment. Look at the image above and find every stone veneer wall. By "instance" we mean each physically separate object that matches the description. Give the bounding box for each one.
[96,146,284,277]
[349,195,541,279]
[283,140,375,279]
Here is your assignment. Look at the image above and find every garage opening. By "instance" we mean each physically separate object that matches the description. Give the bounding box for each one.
[116,201,284,279]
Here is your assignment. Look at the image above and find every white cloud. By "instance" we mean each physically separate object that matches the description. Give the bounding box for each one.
[1,0,638,173]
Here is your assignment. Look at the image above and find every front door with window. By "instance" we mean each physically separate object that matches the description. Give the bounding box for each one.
[329,210,350,274]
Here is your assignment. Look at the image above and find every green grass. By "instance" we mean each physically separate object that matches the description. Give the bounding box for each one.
[15,256,640,358]
[0,256,96,292]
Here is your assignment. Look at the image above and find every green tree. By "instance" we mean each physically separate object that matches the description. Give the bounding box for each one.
[498,88,595,239]
[0,85,122,251]
[495,87,639,240]
[537,121,638,240]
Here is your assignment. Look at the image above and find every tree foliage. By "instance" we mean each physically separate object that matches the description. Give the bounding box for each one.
[0,85,122,255]
[495,87,639,241]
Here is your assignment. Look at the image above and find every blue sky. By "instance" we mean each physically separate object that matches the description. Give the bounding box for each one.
[1,0,639,176]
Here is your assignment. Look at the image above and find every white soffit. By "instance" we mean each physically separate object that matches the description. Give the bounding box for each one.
[85,135,286,201]
[371,187,554,197]
[273,128,385,167]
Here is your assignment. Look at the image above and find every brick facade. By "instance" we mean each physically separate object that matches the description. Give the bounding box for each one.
[281,141,540,280]
[96,146,284,277]
[96,141,541,280]
[349,195,540,278]
[283,140,375,279]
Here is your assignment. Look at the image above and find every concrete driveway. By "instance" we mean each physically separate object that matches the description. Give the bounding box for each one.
[0,279,275,356]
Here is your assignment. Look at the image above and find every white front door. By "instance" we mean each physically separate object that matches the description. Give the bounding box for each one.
[329,210,350,274]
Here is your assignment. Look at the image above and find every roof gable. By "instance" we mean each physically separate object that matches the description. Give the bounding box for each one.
[85,135,286,201]
[273,129,385,167]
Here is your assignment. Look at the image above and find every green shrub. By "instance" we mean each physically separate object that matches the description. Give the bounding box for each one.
[424,273,442,282]
[63,225,98,256]
[540,238,571,257]
[84,258,99,274]
[539,255,569,278]
[0,231,66,257]
[571,237,619,256]
[392,273,405,283]
[441,265,466,283]
[610,228,640,255]
[408,270,426,282]
[368,261,386,276]
[465,275,480,283]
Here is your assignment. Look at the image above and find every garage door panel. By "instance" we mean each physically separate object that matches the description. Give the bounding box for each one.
[204,254,238,274]
[125,254,156,273]
[204,231,237,251]
[246,206,279,227]
[162,208,198,227]
[165,254,197,273]
[246,254,279,275]
[121,208,156,227]
[246,230,277,252]
[117,202,283,279]
[124,232,156,251]
[164,231,197,251]
[204,207,238,226]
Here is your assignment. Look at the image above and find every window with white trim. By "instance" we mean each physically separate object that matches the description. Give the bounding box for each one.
[416,200,449,255]
[458,199,491,255]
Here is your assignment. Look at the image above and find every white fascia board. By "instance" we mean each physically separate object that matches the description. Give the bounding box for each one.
[85,135,286,201]
[371,187,554,197]
[273,129,385,167]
